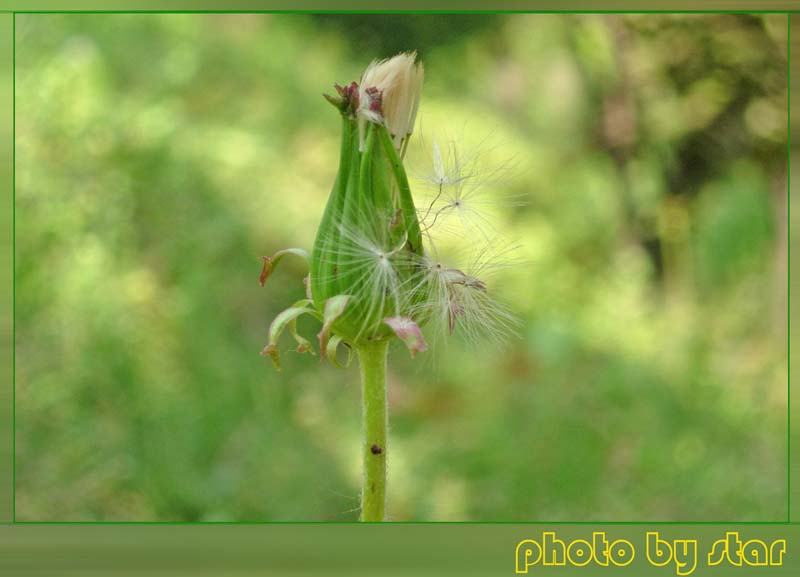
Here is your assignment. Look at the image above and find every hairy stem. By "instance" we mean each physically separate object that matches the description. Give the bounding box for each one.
[358,339,390,521]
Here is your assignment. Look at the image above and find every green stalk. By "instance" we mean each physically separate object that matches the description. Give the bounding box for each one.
[358,339,390,521]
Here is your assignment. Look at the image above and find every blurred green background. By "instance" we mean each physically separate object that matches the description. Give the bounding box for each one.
[15,13,788,521]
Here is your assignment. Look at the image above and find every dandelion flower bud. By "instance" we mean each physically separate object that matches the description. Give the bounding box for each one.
[263,52,515,367]
[358,52,424,152]
[309,53,426,349]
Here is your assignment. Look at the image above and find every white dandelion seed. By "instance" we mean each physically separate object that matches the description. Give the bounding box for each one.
[413,134,526,245]
[403,238,521,346]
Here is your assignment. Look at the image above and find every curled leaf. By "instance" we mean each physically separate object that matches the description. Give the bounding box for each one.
[326,335,354,368]
[384,316,428,358]
[260,344,280,369]
[317,295,350,358]
[259,248,309,286]
[261,299,316,370]
[290,317,315,355]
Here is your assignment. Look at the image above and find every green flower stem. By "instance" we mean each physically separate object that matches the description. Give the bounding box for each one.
[358,339,390,522]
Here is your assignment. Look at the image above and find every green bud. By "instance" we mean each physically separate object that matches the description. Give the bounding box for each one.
[310,53,425,348]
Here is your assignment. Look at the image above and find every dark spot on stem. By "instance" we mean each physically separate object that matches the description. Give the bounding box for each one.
[370,444,383,455]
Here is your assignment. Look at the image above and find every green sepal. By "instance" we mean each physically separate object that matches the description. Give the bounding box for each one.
[289,316,315,355]
[326,334,354,368]
[260,248,309,286]
[317,295,351,358]
[260,299,320,370]
[376,125,423,255]
[310,118,358,306]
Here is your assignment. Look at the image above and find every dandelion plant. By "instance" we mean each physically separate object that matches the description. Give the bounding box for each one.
[260,52,516,521]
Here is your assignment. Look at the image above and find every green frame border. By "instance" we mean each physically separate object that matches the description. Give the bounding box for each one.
[788,11,792,526]
[0,11,11,527]
[1,5,797,573]
[10,11,14,527]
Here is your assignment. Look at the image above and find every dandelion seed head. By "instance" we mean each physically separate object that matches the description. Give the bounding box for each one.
[401,237,522,347]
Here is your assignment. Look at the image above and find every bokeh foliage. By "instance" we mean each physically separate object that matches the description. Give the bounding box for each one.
[15,13,787,521]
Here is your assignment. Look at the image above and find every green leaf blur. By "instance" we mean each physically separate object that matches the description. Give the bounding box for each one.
[15,13,787,521]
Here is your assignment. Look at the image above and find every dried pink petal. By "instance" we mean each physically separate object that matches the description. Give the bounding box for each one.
[384,316,428,358]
